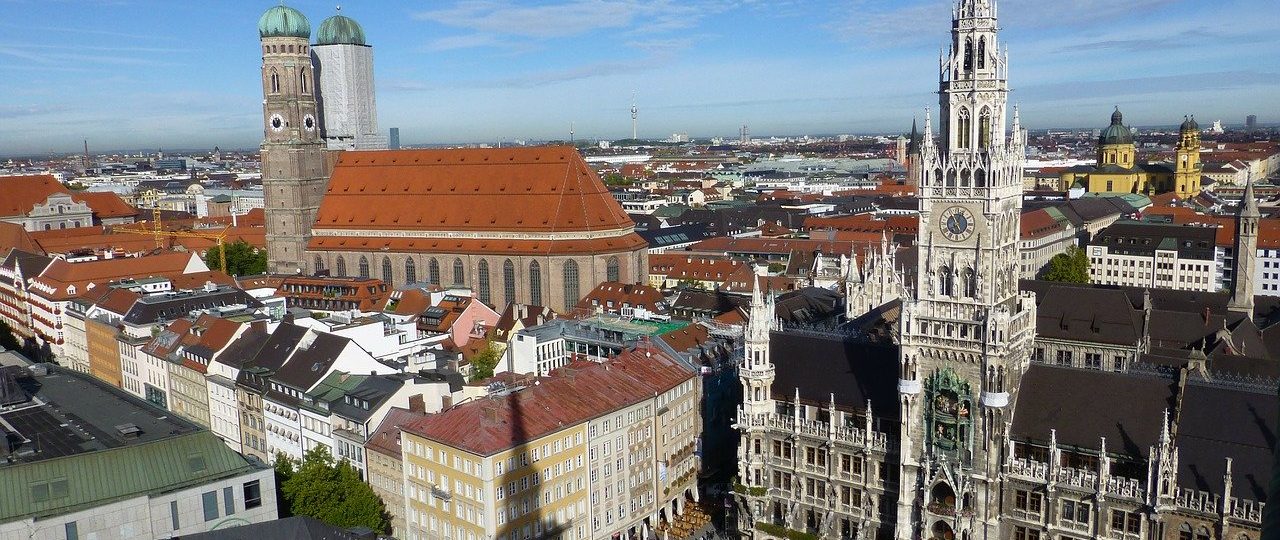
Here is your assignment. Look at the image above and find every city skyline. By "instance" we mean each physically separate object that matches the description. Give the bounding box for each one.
[1,0,1277,155]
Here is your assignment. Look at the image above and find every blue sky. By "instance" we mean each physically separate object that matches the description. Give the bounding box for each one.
[0,0,1277,155]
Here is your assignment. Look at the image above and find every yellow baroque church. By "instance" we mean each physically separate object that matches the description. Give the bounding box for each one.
[1059,108,1203,198]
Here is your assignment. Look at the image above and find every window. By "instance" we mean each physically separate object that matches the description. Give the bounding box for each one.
[1014,526,1041,540]
[171,500,180,530]
[1014,489,1042,513]
[1056,350,1073,367]
[1061,499,1090,525]
[563,260,580,311]
[529,261,543,306]
[269,69,280,93]
[453,258,465,285]
[1084,353,1102,370]
[201,491,217,521]
[65,522,78,540]
[243,480,262,509]
[429,258,441,285]
[406,258,417,284]
[503,259,516,306]
[224,486,235,515]
[382,257,393,285]
[607,256,620,282]
[1111,510,1141,534]
[314,255,324,273]
[336,256,346,276]
[477,260,491,304]
[358,256,370,278]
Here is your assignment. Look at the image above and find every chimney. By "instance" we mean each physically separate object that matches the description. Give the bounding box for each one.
[441,394,453,410]
[408,394,425,413]
[481,405,499,422]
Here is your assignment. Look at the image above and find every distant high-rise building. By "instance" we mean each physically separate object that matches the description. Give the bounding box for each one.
[312,8,387,150]
[739,124,749,145]
[388,127,400,149]
[630,93,638,140]
[1247,114,1259,131]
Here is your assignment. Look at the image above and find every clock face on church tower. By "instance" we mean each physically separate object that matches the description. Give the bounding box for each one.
[269,113,284,133]
[940,206,976,242]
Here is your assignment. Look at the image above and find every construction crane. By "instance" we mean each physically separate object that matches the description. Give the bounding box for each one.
[113,194,232,273]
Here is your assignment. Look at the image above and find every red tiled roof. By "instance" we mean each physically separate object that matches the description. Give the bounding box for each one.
[0,222,39,256]
[30,252,202,300]
[312,147,641,248]
[0,175,67,218]
[308,234,645,256]
[1020,208,1068,240]
[402,347,694,456]
[648,253,743,281]
[70,191,137,219]
[575,281,667,315]
[367,407,428,458]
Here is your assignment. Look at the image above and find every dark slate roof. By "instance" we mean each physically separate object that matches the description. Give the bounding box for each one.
[2,249,53,277]
[329,373,408,422]
[178,515,373,540]
[637,223,716,248]
[1031,284,1142,346]
[1091,221,1217,260]
[769,331,900,421]
[214,328,271,370]
[1011,364,1176,458]
[246,322,309,371]
[774,287,842,325]
[122,288,262,325]
[670,289,750,317]
[272,332,351,391]
[1175,381,1277,501]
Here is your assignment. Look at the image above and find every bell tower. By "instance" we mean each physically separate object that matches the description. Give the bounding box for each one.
[895,1,1037,539]
[258,5,328,274]
[1175,116,1203,198]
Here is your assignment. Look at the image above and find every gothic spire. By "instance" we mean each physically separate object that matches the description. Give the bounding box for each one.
[1241,170,1260,219]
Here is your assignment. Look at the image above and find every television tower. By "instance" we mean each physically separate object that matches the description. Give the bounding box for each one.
[630,92,638,140]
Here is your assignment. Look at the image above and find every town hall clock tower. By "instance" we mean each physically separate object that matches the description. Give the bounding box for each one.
[258,5,329,274]
[894,1,1037,538]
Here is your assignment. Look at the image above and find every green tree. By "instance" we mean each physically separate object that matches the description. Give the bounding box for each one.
[205,239,267,276]
[0,320,20,352]
[1043,246,1090,283]
[469,341,500,382]
[278,446,389,533]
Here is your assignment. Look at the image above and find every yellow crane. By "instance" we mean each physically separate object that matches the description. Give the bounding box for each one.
[113,194,232,273]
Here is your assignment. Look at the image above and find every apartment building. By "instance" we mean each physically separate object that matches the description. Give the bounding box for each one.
[1087,222,1219,291]
[400,347,701,540]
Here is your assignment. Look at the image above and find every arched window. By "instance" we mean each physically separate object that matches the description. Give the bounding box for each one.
[977,37,986,70]
[477,260,491,304]
[563,260,580,311]
[946,170,956,187]
[960,169,971,187]
[529,261,543,306]
[934,168,944,186]
[503,260,516,307]
[963,38,973,73]
[963,268,977,298]
[336,256,346,276]
[606,256,620,283]
[979,107,992,149]
[939,266,953,297]
[358,256,370,278]
[428,258,440,285]
[314,255,324,273]
[1178,524,1193,540]
[299,68,308,93]
[270,70,279,94]
[453,258,464,285]
[382,257,393,285]
[975,168,987,187]
[957,108,972,149]
[1195,527,1212,540]
[405,258,417,284]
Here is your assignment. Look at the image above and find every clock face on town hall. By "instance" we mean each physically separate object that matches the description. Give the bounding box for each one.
[939,206,977,242]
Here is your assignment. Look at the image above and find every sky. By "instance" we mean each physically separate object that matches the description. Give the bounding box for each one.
[0,0,1277,156]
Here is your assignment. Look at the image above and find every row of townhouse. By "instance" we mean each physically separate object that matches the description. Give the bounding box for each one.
[398,347,703,540]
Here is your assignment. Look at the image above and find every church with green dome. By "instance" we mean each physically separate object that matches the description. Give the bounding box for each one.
[1058,107,1205,198]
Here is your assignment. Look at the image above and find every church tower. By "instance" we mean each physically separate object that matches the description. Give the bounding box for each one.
[895,1,1037,538]
[1229,172,1259,318]
[1175,115,1203,198]
[258,5,329,274]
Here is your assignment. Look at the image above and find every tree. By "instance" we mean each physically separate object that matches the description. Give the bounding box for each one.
[1043,246,1090,284]
[278,447,389,533]
[0,320,20,352]
[204,239,267,276]
[470,341,500,382]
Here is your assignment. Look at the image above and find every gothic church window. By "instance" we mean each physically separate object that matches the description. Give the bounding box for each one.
[300,69,308,93]
[979,108,992,149]
[963,38,973,73]
[503,259,516,307]
[336,256,346,276]
[314,256,324,273]
[453,258,464,285]
[358,256,370,278]
[405,258,417,284]
[477,260,491,304]
[975,169,986,187]
[606,256,620,283]
[962,268,976,298]
[270,70,279,94]
[428,258,440,285]
[957,108,972,149]
[563,260,580,311]
[977,38,986,70]
[529,261,543,306]
[382,258,393,285]
[939,266,953,296]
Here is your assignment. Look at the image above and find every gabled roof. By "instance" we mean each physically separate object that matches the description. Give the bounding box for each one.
[313,146,635,235]
[272,331,352,392]
[69,191,137,219]
[0,175,68,218]
[366,406,427,458]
